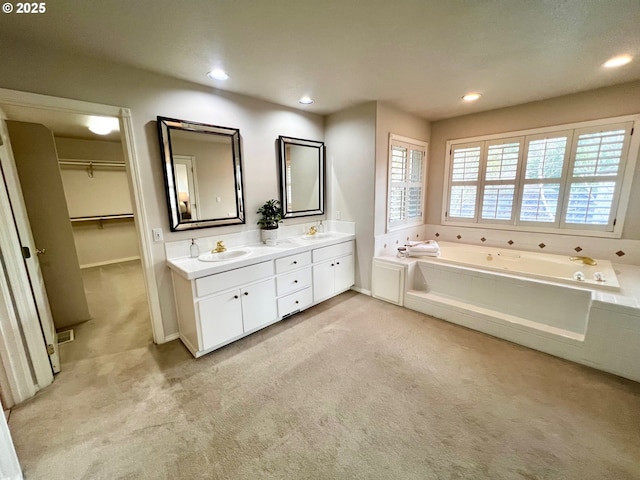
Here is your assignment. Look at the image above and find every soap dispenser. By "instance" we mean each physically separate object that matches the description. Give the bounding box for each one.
[318,220,325,233]
[189,239,200,258]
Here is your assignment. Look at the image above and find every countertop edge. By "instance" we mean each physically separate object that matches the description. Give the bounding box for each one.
[167,233,356,280]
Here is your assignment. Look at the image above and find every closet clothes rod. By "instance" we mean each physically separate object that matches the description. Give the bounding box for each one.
[59,160,126,177]
[59,160,125,168]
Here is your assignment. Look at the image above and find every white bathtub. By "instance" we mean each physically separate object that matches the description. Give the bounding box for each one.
[412,241,620,291]
[372,241,640,382]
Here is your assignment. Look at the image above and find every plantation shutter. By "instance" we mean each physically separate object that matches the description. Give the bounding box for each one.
[448,143,481,220]
[562,123,632,229]
[518,132,571,225]
[387,136,427,230]
[480,139,522,222]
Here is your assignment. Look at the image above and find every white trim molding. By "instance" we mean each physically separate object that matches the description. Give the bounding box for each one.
[0,89,164,359]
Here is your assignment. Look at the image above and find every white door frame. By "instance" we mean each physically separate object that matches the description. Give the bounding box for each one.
[0,89,165,375]
[0,112,53,403]
[0,108,61,375]
[173,155,200,220]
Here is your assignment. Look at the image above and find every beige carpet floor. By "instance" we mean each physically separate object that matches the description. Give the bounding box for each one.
[7,262,640,479]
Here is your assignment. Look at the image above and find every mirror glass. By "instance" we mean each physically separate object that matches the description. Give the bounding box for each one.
[278,136,325,218]
[157,117,245,231]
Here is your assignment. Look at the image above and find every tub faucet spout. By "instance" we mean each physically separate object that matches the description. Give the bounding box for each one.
[570,255,597,266]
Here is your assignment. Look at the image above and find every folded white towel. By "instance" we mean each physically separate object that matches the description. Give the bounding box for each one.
[407,250,440,258]
[406,240,440,254]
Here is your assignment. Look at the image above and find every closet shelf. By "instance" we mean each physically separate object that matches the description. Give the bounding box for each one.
[70,214,134,229]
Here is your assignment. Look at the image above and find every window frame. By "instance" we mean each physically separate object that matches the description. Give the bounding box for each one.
[441,114,640,238]
[387,133,428,232]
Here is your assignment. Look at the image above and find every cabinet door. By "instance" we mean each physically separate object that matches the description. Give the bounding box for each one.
[334,254,354,293]
[312,260,335,303]
[198,290,243,350]
[242,278,277,332]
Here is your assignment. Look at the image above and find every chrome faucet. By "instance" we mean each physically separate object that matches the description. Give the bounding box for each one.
[213,241,227,253]
[307,226,317,236]
[570,255,597,266]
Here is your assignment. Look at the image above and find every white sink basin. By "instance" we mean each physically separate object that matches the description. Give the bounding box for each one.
[198,249,251,262]
[300,232,335,240]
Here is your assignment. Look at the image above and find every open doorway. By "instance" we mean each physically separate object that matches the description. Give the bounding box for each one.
[0,91,161,392]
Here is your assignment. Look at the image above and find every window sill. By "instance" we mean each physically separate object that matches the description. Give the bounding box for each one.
[440,220,623,239]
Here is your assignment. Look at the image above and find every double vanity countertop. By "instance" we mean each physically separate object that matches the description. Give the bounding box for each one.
[167,232,356,280]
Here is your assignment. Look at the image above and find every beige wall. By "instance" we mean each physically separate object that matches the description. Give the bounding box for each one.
[56,137,125,162]
[56,137,140,267]
[427,81,640,239]
[0,42,324,338]
[374,103,431,237]
[325,102,376,292]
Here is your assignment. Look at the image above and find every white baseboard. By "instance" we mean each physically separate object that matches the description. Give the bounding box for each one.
[80,256,140,269]
[162,332,180,343]
[351,286,371,296]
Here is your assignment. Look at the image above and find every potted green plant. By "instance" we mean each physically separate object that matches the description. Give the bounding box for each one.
[257,199,283,245]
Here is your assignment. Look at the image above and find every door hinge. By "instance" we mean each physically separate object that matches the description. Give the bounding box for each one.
[47,344,55,355]
[631,127,634,136]
[613,218,617,226]
[21,246,31,259]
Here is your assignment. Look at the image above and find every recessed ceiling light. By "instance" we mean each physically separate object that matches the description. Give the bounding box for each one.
[462,93,482,102]
[207,69,229,81]
[299,96,314,105]
[88,116,119,135]
[603,55,632,68]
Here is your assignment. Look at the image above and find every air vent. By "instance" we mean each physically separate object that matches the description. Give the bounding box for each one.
[56,329,74,345]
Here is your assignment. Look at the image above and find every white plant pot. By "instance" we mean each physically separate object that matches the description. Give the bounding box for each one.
[261,228,278,246]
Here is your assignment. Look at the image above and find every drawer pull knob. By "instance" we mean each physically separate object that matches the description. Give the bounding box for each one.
[337,262,340,265]
[293,261,297,264]
[294,280,298,283]
[244,292,249,296]
[331,263,334,267]
[234,295,239,299]
[295,300,299,304]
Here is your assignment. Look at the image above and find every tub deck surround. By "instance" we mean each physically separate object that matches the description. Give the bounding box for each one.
[166,226,356,358]
[372,244,640,383]
[422,242,621,291]
[420,224,640,266]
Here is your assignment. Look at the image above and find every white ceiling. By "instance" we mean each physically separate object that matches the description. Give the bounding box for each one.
[1,0,639,121]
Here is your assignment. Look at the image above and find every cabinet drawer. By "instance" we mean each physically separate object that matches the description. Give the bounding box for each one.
[195,261,274,298]
[275,251,311,274]
[277,287,313,318]
[312,241,354,263]
[276,267,312,296]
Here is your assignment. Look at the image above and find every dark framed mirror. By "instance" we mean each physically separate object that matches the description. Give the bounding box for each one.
[278,136,325,218]
[157,116,245,231]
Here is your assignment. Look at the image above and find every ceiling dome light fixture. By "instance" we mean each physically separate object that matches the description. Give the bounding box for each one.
[207,69,229,80]
[299,96,314,105]
[88,116,119,136]
[603,54,632,68]
[462,93,482,102]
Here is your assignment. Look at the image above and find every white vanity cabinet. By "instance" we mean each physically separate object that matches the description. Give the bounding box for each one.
[275,251,313,318]
[312,241,355,302]
[168,234,356,358]
[172,260,277,357]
